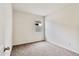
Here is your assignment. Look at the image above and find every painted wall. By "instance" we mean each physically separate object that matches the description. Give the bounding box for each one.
[13,10,44,45]
[45,4,79,53]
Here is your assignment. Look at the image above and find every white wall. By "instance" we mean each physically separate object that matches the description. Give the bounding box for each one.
[13,10,44,45]
[45,4,79,53]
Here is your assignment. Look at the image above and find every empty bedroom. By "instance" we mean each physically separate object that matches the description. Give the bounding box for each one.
[0,3,79,56]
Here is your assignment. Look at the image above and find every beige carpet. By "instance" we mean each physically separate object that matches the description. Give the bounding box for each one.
[11,41,79,56]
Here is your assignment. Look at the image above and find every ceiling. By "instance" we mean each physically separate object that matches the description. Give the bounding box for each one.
[13,3,70,16]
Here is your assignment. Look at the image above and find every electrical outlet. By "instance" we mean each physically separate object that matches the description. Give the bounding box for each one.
[68,42,71,46]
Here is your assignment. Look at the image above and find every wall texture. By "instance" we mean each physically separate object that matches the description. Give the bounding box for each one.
[45,4,79,53]
[13,10,44,45]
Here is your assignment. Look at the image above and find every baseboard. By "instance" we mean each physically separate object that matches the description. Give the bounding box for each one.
[13,39,45,47]
[46,39,79,54]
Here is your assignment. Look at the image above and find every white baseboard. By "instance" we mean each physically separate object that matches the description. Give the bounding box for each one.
[46,39,79,54]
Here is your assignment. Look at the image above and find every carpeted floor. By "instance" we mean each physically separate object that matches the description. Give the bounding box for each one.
[11,41,79,56]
